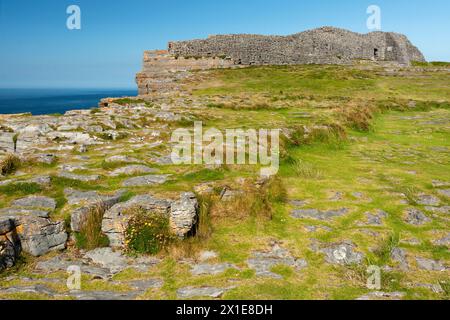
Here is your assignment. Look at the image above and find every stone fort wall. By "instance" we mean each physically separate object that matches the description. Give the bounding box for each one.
[136,27,425,95]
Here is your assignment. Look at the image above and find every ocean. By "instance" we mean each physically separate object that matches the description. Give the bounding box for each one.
[0,88,138,116]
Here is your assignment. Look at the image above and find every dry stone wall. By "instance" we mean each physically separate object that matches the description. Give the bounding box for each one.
[136,27,425,95]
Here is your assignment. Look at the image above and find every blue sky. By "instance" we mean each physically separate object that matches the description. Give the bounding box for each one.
[0,0,448,89]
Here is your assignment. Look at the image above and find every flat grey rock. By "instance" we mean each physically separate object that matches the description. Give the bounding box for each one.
[35,255,110,279]
[0,284,57,297]
[109,165,157,177]
[177,286,230,299]
[362,209,388,226]
[0,207,50,218]
[122,174,170,187]
[247,244,307,278]
[191,263,237,276]
[69,290,138,301]
[391,247,408,270]
[84,248,128,274]
[356,291,405,300]
[437,189,450,198]
[105,155,141,163]
[11,196,56,211]
[424,206,450,215]
[291,208,348,221]
[432,180,450,188]
[58,171,100,182]
[59,164,87,172]
[416,194,440,206]
[321,242,364,265]
[416,258,447,271]
[404,208,431,225]
[124,279,164,291]
[433,234,450,246]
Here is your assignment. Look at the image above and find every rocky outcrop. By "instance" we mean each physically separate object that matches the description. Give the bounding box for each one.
[12,215,67,257]
[102,193,199,248]
[0,217,21,272]
[67,189,126,233]
[0,196,67,261]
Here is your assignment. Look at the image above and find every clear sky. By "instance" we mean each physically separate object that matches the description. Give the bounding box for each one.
[0,0,448,89]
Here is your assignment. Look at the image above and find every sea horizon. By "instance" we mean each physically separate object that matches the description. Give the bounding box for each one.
[0,88,138,116]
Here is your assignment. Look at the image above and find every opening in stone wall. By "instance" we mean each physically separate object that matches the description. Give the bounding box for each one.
[374,48,379,59]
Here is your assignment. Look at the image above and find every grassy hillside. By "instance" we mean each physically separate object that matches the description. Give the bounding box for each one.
[1,64,449,300]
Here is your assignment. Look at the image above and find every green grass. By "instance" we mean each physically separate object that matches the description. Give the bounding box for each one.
[1,64,449,300]
[0,182,42,196]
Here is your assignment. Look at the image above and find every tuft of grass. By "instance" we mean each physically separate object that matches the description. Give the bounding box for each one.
[196,194,214,240]
[0,153,21,176]
[290,159,323,179]
[287,123,347,147]
[76,203,109,250]
[341,105,377,132]
[211,177,286,220]
[373,233,400,265]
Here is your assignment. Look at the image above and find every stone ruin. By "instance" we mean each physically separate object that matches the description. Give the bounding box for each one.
[136,26,426,95]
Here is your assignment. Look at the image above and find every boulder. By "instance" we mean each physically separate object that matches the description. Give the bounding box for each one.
[68,189,126,232]
[102,194,171,248]
[0,132,15,153]
[9,215,67,257]
[170,192,199,238]
[102,193,198,248]
[0,217,21,272]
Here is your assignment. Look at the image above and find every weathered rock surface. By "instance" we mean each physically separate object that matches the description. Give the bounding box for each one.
[177,286,231,299]
[404,208,431,225]
[437,189,450,198]
[291,208,349,221]
[0,217,21,272]
[121,174,170,187]
[356,291,405,300]
[170,192,199,238]
[102,193,198,248]
[12,215,67,257]
[391,247,409,270]
[105,155,141,163]
[67,189,126,232]
[191,263,237,276]
[11,196,56,211]
[320,242,364,265]
[416,258,447,271]
[247,243,307,278]
[58,171,101,182]
[109,165,157,177]
[84,248,128,274]
[416,194,441,206]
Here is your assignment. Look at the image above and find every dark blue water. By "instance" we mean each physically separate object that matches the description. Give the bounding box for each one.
[0,89,138,115]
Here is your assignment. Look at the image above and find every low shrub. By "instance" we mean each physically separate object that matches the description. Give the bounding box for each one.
[0,153,21,176]
[124,207,175,255]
